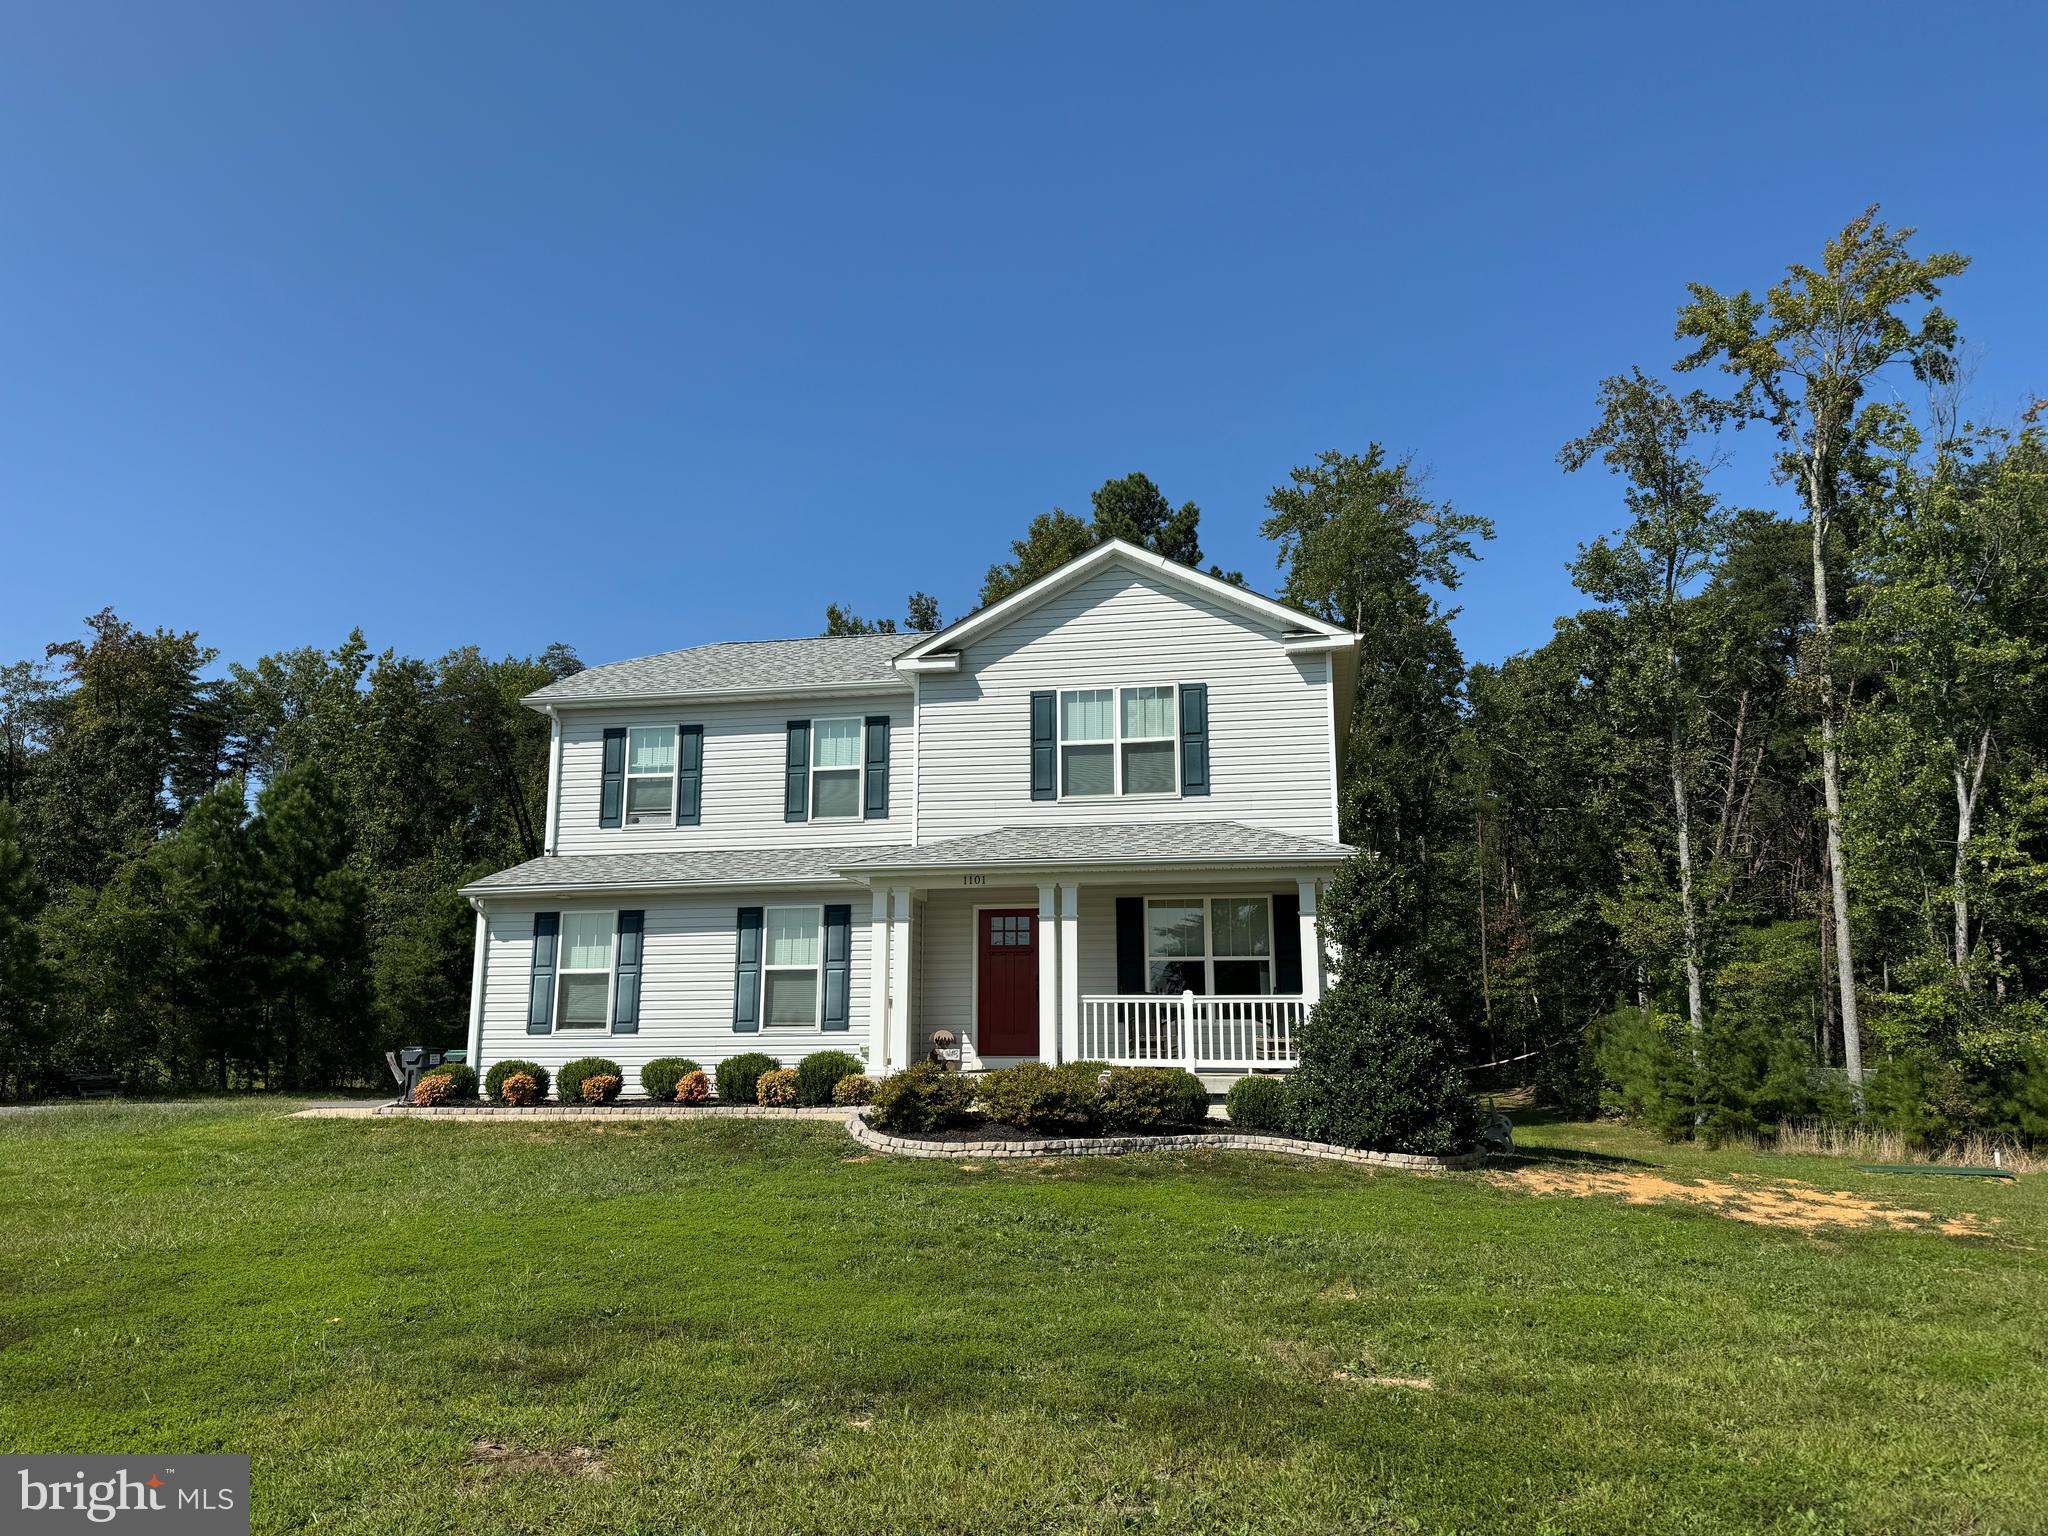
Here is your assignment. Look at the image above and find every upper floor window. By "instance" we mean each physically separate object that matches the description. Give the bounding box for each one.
[625,726,676,826]
[1060,685,1177,798]
[811,718,863,819]
[1145,896,1272,995]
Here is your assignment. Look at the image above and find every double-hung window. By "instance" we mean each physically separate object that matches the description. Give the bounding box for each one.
[762,905,822,1026]
[557,912,615,1027]
[810,718,863,819]
[625,726,676,827]
[1144,896,1273,996]
[1059,685,1178,797]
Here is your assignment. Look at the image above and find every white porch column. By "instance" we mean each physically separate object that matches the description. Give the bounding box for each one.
[1036,883,1060,1063]
[866,887,892,1072]
[1057,881,1082,1062]
[887,884,916,1070]
[1296,877,1324,1004]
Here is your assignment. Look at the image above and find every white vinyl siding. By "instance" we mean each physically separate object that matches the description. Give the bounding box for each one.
[917,564,1336,840]
[477,892,874,1083]
[554,697,908,853]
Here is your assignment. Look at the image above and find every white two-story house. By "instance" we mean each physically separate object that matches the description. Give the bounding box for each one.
[460,540,1359,1090]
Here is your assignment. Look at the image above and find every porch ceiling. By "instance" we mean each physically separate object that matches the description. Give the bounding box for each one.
[834,821,1351,881]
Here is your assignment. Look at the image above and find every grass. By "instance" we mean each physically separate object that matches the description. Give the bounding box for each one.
[0,1102,2042,1535]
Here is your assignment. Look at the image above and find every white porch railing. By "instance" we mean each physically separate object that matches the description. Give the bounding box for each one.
[1077,993,1307,1070]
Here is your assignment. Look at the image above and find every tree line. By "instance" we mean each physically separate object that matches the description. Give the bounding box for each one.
[1,208,2043,1146]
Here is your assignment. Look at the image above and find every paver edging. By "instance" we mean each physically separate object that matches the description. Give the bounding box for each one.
[843,1112,1486,1171]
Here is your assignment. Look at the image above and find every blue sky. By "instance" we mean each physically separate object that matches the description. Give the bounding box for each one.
[3,2,2042,675]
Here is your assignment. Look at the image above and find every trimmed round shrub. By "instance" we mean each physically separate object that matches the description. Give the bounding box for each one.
[832,1074,876,1107]
[640,1057,702,1102]
[796,1050,866,1107]
[1225,1074,1293,1133]
[1289,961,1478,1155]
[757,1067,800,1107]
[413,1073,457,1107]
[1098,1067,1210,1132]
[674,1069,712,1104]
[868,1063,978,1134]
[580,1072,622,1105]
[500,1071,541,1107]
[1063,1060,1110,1081]
[419,1063,478,1101]
[716,1052,779,1104]
[559,1057,624,1104]
[487,1059,551,1104]
[978,1062,1102,1134]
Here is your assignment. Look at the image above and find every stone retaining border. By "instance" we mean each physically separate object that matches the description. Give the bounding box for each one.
[293,1103,849,1121]
[845,1112,1486,1170]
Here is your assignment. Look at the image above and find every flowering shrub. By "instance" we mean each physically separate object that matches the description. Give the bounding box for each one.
[674,1069,712,1104]
[796,1050,866,1107]
[558,1057,623,1104]
[413,1073,457,1107]
[832,1074,876,1107]
[417,1064,477,1101]
[640,1058,702,1102]
[500,1071,541,1107]
[756,1068,801,1106]
[580,1073,622,1105]
[487,1059,551,1103]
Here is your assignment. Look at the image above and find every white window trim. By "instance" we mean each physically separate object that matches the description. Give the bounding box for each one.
[556,909,617,1030]
[1142,895,1274,996]
[623,724,679,831]
[1057,684,1180,801]
[761,902,826,1029]
[809,716,866,821]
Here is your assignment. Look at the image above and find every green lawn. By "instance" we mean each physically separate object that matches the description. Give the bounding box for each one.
[1,1103,2041,1535]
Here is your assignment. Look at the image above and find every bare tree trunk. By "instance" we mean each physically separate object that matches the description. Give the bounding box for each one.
[1672,720,1705,1040]
[1952,726,1991,987]
[1806,469,1864,1099]
[1474,811,1493,1034]
[1714,689,1750,862]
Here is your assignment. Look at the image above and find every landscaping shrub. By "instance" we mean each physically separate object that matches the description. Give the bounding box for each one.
[832,1074,876,1107]
[1063,1060,1110,1080]
[486,1059,551,1104]
[1289,959,1478,1155]
[639,1057,702,1103]
[978,1062,1101,1134]
[756,1067,800,1106]
[579,1073,622,1105]
[1098,1066,1209,1132]
[674,1069,711,1104]
[419,1063,478,1101]
[412,1073,457,1107]
[1225,1074,1292,1133]
[867,1063,978,1134]
[715,1052,779,1104]
[559,1057,623,1104]
[500,1071,541,1107]
[796,1050,866,1107]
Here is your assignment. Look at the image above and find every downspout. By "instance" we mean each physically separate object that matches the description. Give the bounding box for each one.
[543,706,563,856]
[910,673,921,848]
[465,898,490,1069]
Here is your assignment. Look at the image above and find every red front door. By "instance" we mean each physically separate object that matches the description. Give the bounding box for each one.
[976,908,1040,1057]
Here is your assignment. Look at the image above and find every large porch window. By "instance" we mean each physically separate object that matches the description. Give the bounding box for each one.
[1144,896,1273,996]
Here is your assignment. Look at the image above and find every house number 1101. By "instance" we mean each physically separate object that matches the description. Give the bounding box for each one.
[960,873,986,886]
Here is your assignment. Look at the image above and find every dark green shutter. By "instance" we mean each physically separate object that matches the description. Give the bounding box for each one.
[1179,683,1210,797]
[1273,892,1302,993]
[863,716,890,820]
[611,910,644,1034]
[527,912,559,1034]
[783,722,810,822]
[599,728,626,827]
[1115,897,1146,994]
[1030,691,1056,800]
[675,724,703,826]
[733,906,763,1031]
[821,903,852,1031]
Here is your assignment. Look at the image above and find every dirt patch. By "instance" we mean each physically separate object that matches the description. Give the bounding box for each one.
[1495,1165,1995,1237]
[468,1438,607,1481]
[1338,1372,1434,1390]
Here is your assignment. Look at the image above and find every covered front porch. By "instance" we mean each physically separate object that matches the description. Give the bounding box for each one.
[838,822,1349,1076]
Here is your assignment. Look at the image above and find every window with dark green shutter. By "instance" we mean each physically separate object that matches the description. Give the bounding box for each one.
[598,729,626,827]
[783,723,810,822]
[675,725,703,826]
[1179,683,1210,796]
[611,910,644,1033]
[733,907,763,1031]
[863,717,890,819]
[821,904,852,1030]
[527,912,559,1034]
[1030,691,1056,800]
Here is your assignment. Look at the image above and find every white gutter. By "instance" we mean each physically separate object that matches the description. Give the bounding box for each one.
[542,707,562,856]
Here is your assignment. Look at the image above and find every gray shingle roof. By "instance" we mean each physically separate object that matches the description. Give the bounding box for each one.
[461,845,911,896]
[837,822,1352,871]
[525,634,910,705]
